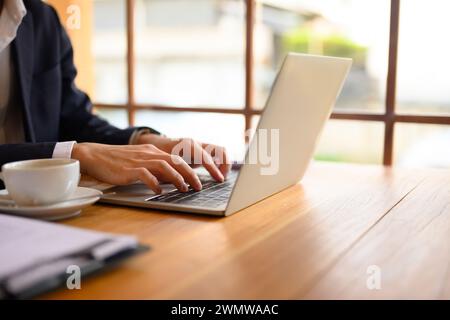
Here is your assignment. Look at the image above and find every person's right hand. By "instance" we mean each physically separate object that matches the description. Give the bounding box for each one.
[71,143,203,194]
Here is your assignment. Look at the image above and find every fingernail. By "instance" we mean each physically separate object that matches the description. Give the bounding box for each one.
[182,183,189,192]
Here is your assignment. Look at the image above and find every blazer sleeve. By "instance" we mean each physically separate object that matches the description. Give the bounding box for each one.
[52,8,158,145]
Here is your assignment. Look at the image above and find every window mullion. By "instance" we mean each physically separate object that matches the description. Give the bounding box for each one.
[126,0,136,126]
[245,0,256,139]
[383,0,401,165]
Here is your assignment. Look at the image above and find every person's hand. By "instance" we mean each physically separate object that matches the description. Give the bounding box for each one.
[71,143,203,194]
[136,134,231,182]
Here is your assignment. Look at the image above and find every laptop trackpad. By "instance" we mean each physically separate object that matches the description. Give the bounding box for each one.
[104,183,176,199]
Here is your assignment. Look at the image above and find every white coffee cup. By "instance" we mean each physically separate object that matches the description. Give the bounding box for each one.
[0,159,80,206]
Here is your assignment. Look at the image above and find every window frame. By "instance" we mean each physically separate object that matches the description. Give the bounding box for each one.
[94,0,450,166]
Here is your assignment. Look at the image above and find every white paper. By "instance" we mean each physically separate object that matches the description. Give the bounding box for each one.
[0,214,138,284]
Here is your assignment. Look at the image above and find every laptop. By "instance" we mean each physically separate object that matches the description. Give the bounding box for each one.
[100,53,352,216]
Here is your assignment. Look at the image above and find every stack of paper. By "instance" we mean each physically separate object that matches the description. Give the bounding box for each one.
[0,214,144,299]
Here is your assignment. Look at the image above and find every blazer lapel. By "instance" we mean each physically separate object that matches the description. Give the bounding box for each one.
[12,11,36,142]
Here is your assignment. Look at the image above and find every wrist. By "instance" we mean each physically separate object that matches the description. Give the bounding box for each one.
[136,133,172,150]
[136,133,158,144]
[71,143,91,173]
[136,133,182,154]
[71,143,82,160]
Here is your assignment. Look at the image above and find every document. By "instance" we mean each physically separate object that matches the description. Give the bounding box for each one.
[0,214,140,298]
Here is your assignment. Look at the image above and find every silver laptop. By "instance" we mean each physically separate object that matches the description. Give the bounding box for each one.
[100,53,352,216]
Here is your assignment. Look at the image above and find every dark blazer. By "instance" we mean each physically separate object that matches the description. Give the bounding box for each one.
[0,0,157,173]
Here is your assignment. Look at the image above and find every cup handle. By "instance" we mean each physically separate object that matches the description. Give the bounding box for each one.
[0,172,3,181]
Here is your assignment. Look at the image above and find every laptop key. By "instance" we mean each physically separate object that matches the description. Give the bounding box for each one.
[146,172,238,207]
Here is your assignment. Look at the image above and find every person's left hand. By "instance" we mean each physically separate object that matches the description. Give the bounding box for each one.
[136,134,231,183]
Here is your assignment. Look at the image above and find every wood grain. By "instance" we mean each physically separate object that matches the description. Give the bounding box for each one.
[305,171,450,299]
[40,162,448,300]
[168,167,422,299]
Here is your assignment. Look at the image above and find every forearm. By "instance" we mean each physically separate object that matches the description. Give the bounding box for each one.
[59,108,137,145]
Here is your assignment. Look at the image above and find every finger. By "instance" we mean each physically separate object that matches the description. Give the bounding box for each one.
[128,168,161,194]
[149,160,189,192]
[215,147,231,178]
[197,144,224,182]
[203,144,231,179]
[219,162,231,179]
[138,153,202,191]
[167,154,203,191]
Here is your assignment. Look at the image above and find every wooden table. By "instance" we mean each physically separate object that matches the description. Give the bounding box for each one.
[43,162,450,299]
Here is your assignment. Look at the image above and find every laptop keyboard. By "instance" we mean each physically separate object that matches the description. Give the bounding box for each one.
[146,172,237,208]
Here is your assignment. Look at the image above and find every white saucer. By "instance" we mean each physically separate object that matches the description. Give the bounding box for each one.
[0,187,102,221]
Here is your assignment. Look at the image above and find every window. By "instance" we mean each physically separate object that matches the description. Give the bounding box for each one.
[89,0,450,167]
[93,0,128,104]
[253,0,390,111]
[134,0,246,108]
[396,0,450,116]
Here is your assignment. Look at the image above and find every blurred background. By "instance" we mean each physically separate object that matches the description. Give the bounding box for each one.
[47,0,450,168]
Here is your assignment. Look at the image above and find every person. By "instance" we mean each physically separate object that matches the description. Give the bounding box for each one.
[0,0,230,193]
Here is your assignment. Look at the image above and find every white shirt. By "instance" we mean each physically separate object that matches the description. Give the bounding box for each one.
[0,0,27,145]
[0,0,25,117]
